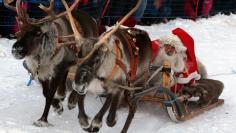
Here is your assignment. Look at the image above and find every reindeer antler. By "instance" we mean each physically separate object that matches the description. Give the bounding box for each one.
[15,0,30,25]
[4,0,30,25]
[4,0,80,25]
[75,0,142,65]
[34,0,81,25]
[3,0,16,11]
[38,0,55,18]
[60,0,82,41]
[56,0,141,68]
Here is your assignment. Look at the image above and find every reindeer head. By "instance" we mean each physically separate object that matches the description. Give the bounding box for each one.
[12,22,59,59]
[4,0,79,59]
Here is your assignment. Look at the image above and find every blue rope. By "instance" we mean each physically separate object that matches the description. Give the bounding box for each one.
[27,75,33,86]
[164,98,178,106]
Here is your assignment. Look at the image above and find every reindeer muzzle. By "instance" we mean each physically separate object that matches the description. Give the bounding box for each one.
[12,42,26,59]
[72,82,88,95]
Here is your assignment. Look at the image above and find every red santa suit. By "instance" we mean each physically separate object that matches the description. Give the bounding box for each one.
[151,28,201,92]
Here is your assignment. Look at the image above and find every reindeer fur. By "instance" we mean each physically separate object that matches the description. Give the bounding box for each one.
[11,10,98,126]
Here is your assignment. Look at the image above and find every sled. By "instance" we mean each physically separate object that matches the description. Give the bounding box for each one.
[131,61,224,122]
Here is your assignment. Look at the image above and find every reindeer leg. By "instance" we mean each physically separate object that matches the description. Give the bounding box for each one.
[33,77,60,127]
[68,90,79,110]
[34,71,67,127]
[77,94,91,130]
[106,91,121,127]
[121,90,137,133]
[87,94,112,132]
[51,71,68,115]
[33,80,51,127]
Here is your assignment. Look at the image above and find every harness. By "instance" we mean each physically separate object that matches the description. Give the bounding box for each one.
[107,28,141,86]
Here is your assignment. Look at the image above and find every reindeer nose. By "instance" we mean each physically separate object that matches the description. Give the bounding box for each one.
[12,43,25,59]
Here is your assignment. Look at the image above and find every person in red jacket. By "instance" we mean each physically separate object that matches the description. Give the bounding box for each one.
[151,28,203,93]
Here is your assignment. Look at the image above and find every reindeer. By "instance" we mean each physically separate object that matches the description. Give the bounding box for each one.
[4,0,98,126]
[59,0,154,132]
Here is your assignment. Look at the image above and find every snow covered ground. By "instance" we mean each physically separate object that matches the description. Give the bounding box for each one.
[1,14,236,133]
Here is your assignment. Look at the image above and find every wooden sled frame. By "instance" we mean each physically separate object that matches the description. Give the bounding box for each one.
[131,61,224,122]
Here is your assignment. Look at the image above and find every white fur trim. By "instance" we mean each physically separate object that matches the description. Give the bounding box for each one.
[177,71,201,84]
[159,34,187,53]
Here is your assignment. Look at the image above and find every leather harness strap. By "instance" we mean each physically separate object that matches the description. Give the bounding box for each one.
[122,28,139,83]
[107,39,123,80]
[113,28,140,85]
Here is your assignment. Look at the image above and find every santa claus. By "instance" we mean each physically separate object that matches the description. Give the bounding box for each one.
[151,28,207,92]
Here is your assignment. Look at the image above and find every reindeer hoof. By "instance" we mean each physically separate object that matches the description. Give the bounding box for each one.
[106,118,117,127]
[79,116,91,130]
[68,102,76,110]
[85,119,102,132]
[68,90,79,110]
[33,120,53,127]
[85,126,100,133]
[53,102,64,115]
[106,116,117,127]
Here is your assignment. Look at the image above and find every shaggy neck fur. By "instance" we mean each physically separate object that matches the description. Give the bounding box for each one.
[25,20,71,81]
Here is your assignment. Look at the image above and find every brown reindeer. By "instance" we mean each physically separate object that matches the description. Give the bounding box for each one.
[60,0,154,132]
[4,0,98,126]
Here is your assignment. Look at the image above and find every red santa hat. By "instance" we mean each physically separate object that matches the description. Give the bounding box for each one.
[158,34,187,53]
[171,28,201,84]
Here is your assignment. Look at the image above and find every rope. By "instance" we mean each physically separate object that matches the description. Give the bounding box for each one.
[27,75,33,86]
[163,98,177,106]
[145,66,163,86]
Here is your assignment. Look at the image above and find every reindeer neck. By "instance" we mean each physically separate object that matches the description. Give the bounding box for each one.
[25,47,66,81]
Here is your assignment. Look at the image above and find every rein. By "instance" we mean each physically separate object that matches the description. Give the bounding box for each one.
[111,28,140,86]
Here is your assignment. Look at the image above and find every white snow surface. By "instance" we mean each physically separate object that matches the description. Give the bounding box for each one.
[1,14,236,133]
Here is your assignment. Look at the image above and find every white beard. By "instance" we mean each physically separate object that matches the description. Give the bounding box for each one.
[153,48,186,73]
